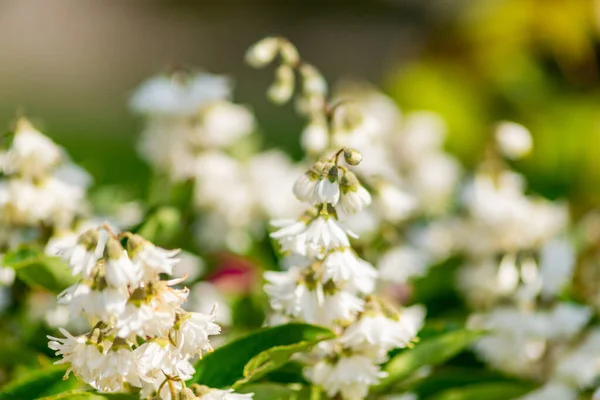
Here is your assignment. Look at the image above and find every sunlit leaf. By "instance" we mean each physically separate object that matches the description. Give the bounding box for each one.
[372,329,485,393]
[191,323,335,388]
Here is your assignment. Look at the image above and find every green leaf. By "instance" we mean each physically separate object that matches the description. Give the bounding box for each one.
[372,329,485,393]
[0,365,70,400]
[38,390,138,400]
[192,323,335,388]
[4,246,76,293]
[235,332,332,387]
[236,383,307,400]
[426,382,535,400]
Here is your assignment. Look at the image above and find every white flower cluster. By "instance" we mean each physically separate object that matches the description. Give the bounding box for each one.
[131,71,303,253]
[0,118,90,288]
[264,148,425,399]
[248,42,462,287]
[444,125,600,399]
[0,119,90,244]
[48,225,251,400]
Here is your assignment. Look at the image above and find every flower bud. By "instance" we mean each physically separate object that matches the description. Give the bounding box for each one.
[178,387,199,400]
[245,37,279,68]
[300,63,327,96]
[267,65,295,104]
[343,148,362,166]
[279,40,300,65]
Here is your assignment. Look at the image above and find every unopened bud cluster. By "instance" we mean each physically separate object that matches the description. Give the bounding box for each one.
[48,225,251,399]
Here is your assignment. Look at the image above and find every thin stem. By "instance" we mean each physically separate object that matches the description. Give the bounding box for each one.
[168,379,178,399]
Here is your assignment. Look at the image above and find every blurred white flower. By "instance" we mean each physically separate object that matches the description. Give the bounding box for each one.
[378,246,430,284]
[4,119,62,179]
[495,121,533,160]
[130,72,231,116]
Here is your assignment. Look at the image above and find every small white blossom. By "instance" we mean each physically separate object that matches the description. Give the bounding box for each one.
[314,177,341,205]
[337,181,371,218]
[104,238,141,289]
[170,311,221,356]
[305,355,387,400]
[321,248,377,294]
[47,328,106,383]
[128,234,180,280]
[342,305,426,352]
[293,172,319,203]
[92,345,143,392]
[58,283,128,322]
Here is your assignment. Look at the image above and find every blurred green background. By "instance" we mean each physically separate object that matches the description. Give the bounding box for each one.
[0,0,598,214]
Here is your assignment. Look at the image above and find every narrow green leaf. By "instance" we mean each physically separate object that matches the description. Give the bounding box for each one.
[0,365,69,400]
[373,329,485,393]
[426,382,535,400]
[192,323,335,388]
[235,332,332,387]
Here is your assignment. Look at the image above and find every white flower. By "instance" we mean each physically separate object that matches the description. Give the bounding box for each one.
[115,301,176,339]
[199,388,254,400]
[270,216,351,256]
[136,340,194,382]
[321,249,377,294]
[92,346,143,392]
[57,229,100,278]
[130,72,231,116]
[170,311,221,356]
[314,177,340,205]
[201,102,255,147]
[264,267,303,317]
[517,382,577,400]
[553,328,600,388]
[293,172,319,203]
[315,290,364,326]
[539,237,575,298]
[104,238,141,289]
[301,121,329,154]
[58,283,127,322]
[337,185,371,217]
[375,183,417,223]
[342,305,426,352]
[47,328,106,382]
[305,355,387,400]
[4,119,62,178]
[128,234,180,280]
[495,121,533,160]
[378,246,430,284]
[0,265,16,286]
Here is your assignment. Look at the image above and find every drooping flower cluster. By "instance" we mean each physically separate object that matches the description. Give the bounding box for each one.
[130,71,303,254]
[264,149,425,399]
[48,225,251,400]
[248,37,426,399]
